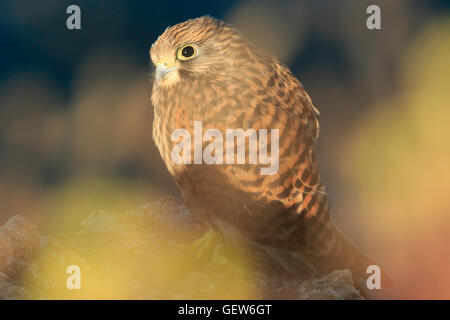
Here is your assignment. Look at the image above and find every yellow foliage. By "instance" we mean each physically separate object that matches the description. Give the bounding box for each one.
[340,18,450,298]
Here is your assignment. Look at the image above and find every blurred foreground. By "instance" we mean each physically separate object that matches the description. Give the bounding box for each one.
[0,196,362,300]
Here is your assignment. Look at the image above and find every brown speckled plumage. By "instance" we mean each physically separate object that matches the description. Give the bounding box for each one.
[150,16,383,290]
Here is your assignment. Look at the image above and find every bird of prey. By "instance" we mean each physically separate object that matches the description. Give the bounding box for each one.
[150,16,388,293]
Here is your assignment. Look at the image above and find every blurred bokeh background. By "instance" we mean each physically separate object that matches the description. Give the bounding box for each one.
[0,0,449,299]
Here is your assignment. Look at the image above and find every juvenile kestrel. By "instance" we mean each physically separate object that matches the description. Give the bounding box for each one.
[150,16,388,293]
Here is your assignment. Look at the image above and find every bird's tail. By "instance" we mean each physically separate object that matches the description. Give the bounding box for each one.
[305,226,393,298]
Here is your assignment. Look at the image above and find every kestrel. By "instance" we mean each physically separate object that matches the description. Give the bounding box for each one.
[150,16,388,293]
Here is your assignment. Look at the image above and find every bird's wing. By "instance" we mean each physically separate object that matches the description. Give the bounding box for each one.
[243,58,335,254]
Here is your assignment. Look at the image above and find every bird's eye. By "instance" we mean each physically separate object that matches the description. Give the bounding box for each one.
[177,45,196,61]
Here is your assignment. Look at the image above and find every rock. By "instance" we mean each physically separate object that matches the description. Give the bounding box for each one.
[0,215,40,276]
[297,269,364,300]
[0,272,29,300]
[0,215,40,299]
[0,197,363,300]
[133,195,205,235]
[81,211,120,233]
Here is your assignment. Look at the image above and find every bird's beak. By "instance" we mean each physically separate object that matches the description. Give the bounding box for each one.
[155,62,177,81]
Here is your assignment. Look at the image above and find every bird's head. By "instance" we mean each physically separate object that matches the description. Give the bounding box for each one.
[150,16,251,87]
